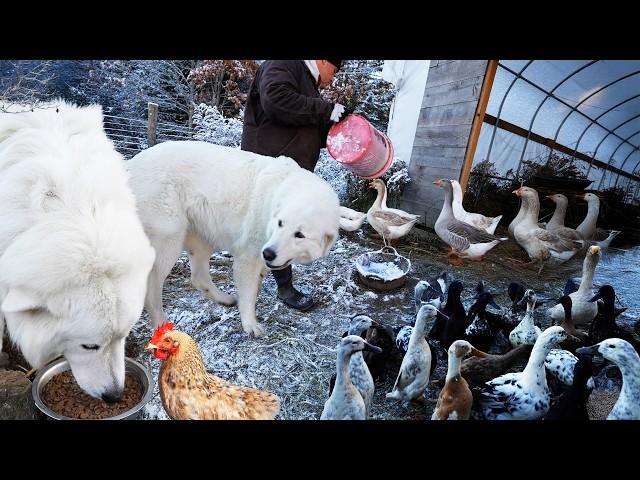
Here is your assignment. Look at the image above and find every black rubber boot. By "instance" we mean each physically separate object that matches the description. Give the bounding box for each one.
[271,265,315,311]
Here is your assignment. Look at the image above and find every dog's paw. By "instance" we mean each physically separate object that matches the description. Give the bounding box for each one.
[219,293,237,306]
[242,321,265,337]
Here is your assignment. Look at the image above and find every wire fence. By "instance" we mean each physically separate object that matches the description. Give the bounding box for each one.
[103,111,194,159]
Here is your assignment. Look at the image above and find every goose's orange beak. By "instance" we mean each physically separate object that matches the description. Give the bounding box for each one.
[512,188,523,195]
[433,179,443,186]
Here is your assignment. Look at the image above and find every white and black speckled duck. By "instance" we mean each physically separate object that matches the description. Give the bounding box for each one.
[548,245,601,326]
[321,335,382,420]
[479,326,567,420]
[431,340,485,420]
[433,178,507,266]
[328,315,377,417]
[509,289,542,348]
[543,353,595,420]
[544,348,578,386]
[588,285,640,353]
[577,338,640,420]
[387,304,442,403]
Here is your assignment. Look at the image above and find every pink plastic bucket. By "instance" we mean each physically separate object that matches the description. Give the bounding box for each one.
[326,114,394,180]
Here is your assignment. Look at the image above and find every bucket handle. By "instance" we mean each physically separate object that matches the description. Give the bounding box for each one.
[379,246,399,256]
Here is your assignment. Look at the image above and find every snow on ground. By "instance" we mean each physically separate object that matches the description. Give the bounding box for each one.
[126,229,636,420]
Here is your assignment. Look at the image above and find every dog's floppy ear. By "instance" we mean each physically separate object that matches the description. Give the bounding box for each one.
[2,288,44,313]
[323,233,337,256]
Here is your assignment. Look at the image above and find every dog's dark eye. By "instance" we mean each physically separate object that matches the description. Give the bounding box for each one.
[294,231,305,239]
[278,220,283,227]
[81,344,100,351]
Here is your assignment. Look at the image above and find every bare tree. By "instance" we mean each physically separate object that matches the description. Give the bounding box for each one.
[0,61,56,112]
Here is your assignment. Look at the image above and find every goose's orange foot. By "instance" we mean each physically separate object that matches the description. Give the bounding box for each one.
[447,251,464,266]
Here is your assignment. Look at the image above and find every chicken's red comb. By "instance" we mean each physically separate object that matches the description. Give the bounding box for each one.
[150,322,174,344]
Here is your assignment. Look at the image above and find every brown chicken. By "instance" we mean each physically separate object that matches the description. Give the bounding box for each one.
[145,323,280,420]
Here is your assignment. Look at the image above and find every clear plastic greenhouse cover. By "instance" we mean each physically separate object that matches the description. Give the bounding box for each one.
[472,60,640,199]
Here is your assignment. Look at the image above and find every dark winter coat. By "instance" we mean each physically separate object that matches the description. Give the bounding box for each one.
[241,60,335,171]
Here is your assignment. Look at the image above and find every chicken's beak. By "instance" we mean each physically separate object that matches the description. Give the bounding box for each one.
[144,342,158,351]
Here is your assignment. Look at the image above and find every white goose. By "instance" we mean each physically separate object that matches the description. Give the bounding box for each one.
[545,194,585,242]
[339,206,367,232]
[575,192,620,248]
[577,338,640,420]
[509,289,542,348]
[548,245,601,326]
[433,178,507,266]
[508,193,530,238]
[512,186,583,271]
[479,326,567,420]
[450,180,502,234]
[367,179,420,245]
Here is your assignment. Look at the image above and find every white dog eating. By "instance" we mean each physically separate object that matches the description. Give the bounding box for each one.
[0,101,155,401]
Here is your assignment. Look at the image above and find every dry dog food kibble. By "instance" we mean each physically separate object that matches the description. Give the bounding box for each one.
[41,370,143,419]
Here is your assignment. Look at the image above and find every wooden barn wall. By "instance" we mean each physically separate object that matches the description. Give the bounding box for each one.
[399,60,489,227]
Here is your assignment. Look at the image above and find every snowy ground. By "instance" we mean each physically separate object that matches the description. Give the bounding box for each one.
[126,228,638,420]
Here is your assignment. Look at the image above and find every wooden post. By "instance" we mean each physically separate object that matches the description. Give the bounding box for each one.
[459,60,498,193]
[147,102,158,147]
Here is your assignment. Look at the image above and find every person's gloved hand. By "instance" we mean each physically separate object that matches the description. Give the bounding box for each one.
[330,103,356,123]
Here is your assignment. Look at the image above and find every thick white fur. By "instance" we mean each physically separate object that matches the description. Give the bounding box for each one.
[0,101,155,399]
[126,141,340,337]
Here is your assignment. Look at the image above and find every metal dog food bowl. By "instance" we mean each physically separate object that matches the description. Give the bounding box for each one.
[32,357,154,420]
[355,246,411,291]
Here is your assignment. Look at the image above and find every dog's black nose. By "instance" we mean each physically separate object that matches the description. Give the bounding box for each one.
[101,391,122,403]
[262,248,277,262]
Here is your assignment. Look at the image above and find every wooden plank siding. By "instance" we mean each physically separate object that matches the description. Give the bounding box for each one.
[400,60,490,227]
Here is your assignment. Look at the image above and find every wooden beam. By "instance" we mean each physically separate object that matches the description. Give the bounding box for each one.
[483,113,640,183]
[459,60,497,192]
[147,102,158,147]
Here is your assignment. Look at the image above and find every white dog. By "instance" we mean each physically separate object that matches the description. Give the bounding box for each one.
[126,141,340,337]
[0,101,155,400]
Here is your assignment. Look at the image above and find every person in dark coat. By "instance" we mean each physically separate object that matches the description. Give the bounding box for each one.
[241,59,350,311]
